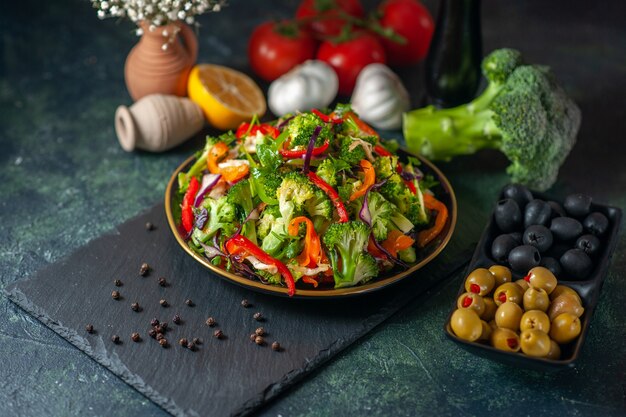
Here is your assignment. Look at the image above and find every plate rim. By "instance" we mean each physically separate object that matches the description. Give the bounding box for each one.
[164,149,457,298]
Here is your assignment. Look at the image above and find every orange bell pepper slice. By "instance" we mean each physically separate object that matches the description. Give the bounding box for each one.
[417,194,448,248]
[344,111,379,138]
[381,230,415,258]
[207,141,229,174]
[349,159,375,202]
[288,216,322,268]
[219,163,249,183]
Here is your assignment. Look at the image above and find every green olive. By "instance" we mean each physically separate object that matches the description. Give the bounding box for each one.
[547,293,585,321]
[550,313,582,344]
[520,329,551,357]
[457,292,486,316]
[526,266,558,295]
[545,339,561,360]
[515,278,530,292]
[489,265,512,286]
[520,310,550,333]
[495,301,524,331]
[478,320,492,341]
[450,308,483,342]
[465,268,496,296]
[480,297,498,321]
[490,327,520,352]
[523,287,550,312]
[550,285,582,304]
[493,282,524,306]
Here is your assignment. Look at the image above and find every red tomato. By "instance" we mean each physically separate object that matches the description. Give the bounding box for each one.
[296,0,365,37]
[378,0,434,66]
[248,21,318,82]
[317,32,386,96]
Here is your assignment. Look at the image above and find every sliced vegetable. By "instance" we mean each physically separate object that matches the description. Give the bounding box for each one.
[194,173,222,207]
[417,194,448,248]
[382,229,415,258]
[307,171,349,223]
[207,142,230,174]
[349,159,375,201]
[181,176,200,233]
[302,125,323,174]
[288,216,322,268]
[235,122,280,139]
[225,234,296,296]
[279,140,328,159]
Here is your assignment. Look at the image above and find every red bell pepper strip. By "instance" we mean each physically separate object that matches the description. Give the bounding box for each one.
[374,144,392,157]
[225,234,296,296]
[181,176,200,233]
[235,122,280,139]
[307,171,349,223]
[344,111,379,138]
[374,145,416,194]
[279,141,329,158]
[312,109,343,124]
[417,194,449,248]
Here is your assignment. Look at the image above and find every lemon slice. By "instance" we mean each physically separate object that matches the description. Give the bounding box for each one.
[187,64,266,130]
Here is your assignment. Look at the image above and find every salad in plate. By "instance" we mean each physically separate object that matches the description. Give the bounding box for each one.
[176,104,448,296]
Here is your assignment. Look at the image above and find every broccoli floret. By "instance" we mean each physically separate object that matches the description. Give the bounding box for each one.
[250,167,282,204]
[404,48,581,191]
[315,157,351,187]
[260,217,289,257]
[304,189,332,219]
[257,205,281,240]
[226,179,257,244]
[276,172,315,222]
[287,112,332,148]
[337,135,376,165]
[379,174,428,230]
[323,221,379,288]
[191,196,237,246]
[366,192,394,241]
[373,155,398,180]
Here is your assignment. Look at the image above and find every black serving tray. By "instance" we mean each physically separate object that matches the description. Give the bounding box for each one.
[444,186,622,371]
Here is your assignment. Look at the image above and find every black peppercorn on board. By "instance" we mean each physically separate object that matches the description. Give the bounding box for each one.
[4,202,473,417]
[444,186,622,370]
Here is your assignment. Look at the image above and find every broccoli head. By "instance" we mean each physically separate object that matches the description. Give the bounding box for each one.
[337,135,376,165]
[323,221,379,288]
[373,155,399,181]
[276,172,315,222]
[366,191,394,241]
[257,205,281,240]
[403,48,581,191]
[315,156,351,188]
[191,196,237,245]
[287,112,333,149]
[250,167,282,204]
[226,179,257,243]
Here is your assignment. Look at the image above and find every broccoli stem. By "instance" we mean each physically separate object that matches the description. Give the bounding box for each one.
[403,84,503,161]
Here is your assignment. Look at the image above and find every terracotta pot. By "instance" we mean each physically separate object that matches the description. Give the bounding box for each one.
[115,94,205,152]
[124,21,198,101]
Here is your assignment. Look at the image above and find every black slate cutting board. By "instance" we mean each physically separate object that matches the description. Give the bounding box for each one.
[4,203,472,417]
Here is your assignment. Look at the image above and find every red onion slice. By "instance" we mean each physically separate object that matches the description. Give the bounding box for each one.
[302,125,322,175]
[194,173,222,207]
[370,232,409,269]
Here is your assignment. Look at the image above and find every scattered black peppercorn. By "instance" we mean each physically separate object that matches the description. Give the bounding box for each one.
[192,337,201,345]
[114,279,122,287]
[131,302,140,312]
[205,317,216,327]
[254,336,264,346]
[249,333,257,342]
[156,333,165,341]
[271,341,281,352]
[241,299,250,308]
[145,222,154,231]
[187,342,196,351]
[85,324,94,334]
[148,329,157,338]
[160,322,168,331]
[111,335,121,344]
[158,277,167,287]
[111,290,120,300]
[131,332,141,342]
[159,338,168,347]
[213,329,223,339]
[185,299,194,307]
[159,299,168,307]
[255,327,265,337]
[173,314,181,324]
[139,263,150,276]
[179,338,188,347]
[253,312,263,321]
[150,318,159,327]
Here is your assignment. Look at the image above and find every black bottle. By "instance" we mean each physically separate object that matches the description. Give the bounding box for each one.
[425,0,483,108]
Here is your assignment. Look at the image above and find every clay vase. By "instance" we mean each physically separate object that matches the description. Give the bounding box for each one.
[115,94,205,152]
[124,21,198,101]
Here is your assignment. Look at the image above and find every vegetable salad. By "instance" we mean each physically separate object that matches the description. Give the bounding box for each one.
[177,105,448,296]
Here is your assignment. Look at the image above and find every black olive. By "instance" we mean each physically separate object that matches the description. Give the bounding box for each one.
[501,184,533,209]
[575,234,602,257]
[583,212,609,236]
[540,257,563,279]
[547,201,566,218]
[560,249,593,280]
[563,194,592,218]
[494,199,522,233]
[509,232,522,244]
[550,217,583,242]
[491,234,519,263]
[522,225,553,253]
[524,199,552,228]
[508,245,541,274]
